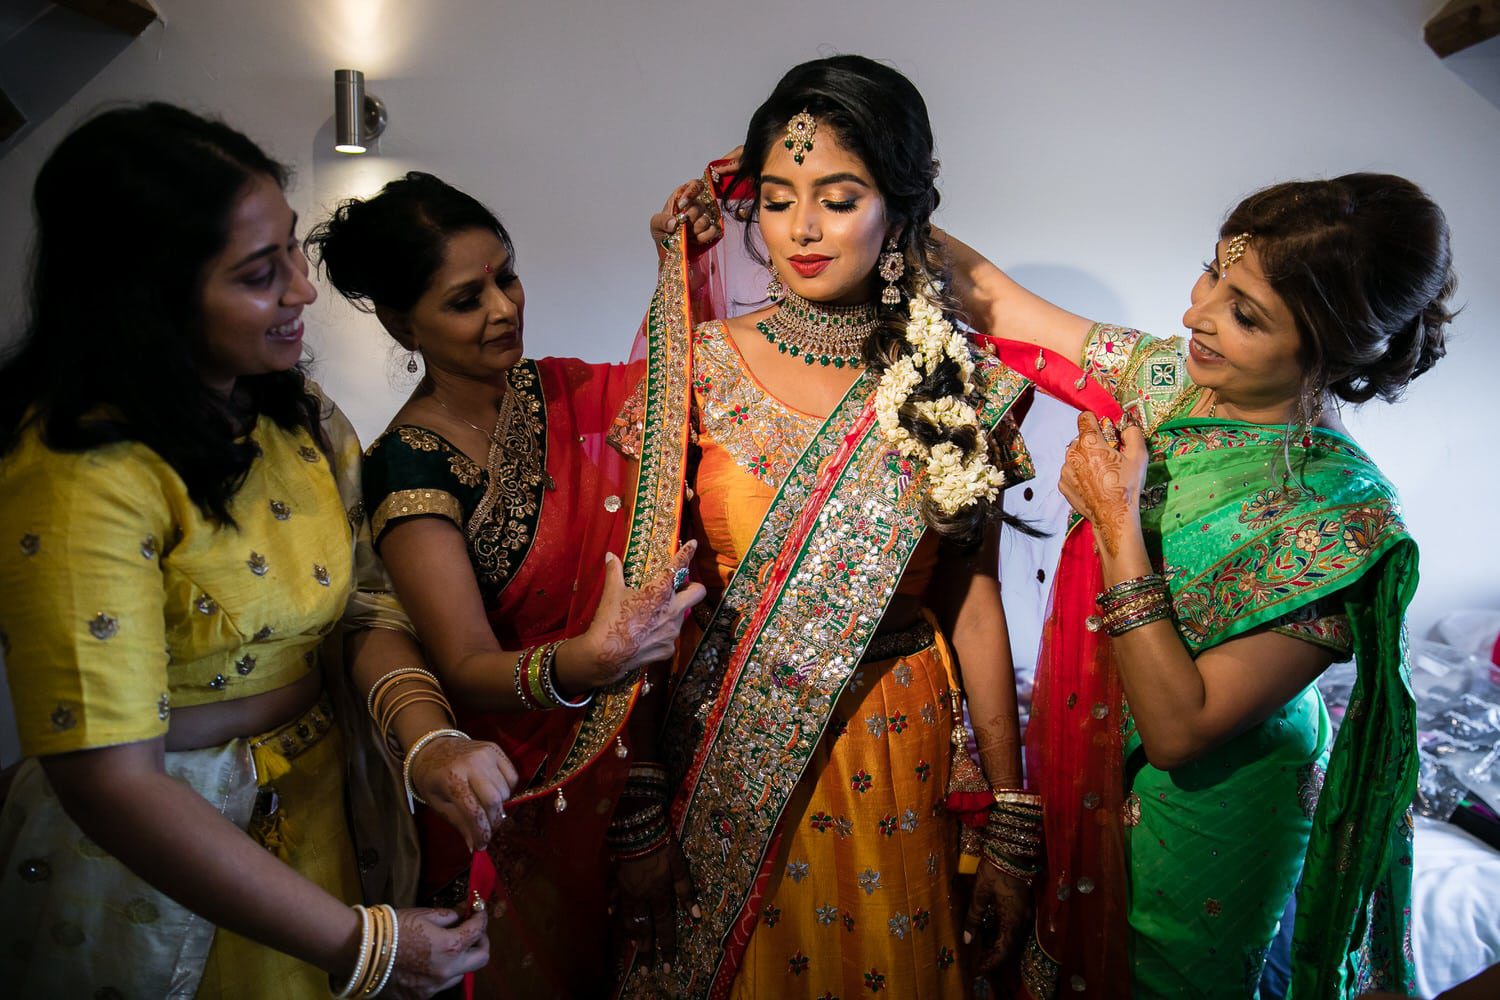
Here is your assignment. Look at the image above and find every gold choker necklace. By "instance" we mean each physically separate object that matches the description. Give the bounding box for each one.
[756,289,876,368]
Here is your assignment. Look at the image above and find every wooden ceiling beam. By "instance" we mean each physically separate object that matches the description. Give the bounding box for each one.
[52,0,158,37]
[1425,0,1500,58]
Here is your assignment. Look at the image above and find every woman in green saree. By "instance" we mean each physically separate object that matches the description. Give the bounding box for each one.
[945,173,1454,997]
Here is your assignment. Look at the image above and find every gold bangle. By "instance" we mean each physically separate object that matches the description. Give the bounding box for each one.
[378,689,455,741]
[353,902,385,997]
[1097,572,1168,608]
[1104,601,1174,637]
[367,667,442,719]
[1099,592,1169,622]
[365,904,399,996]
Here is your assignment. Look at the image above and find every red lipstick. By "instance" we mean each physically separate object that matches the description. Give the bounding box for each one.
[787,254,832,278]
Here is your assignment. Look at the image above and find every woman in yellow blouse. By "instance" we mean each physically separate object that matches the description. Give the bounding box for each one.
[0,104,507,998]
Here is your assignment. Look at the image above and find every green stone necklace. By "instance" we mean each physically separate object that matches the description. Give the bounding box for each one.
[756,289,877,368]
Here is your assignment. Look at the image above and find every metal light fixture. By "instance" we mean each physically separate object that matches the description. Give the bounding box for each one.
[334,69,386,154]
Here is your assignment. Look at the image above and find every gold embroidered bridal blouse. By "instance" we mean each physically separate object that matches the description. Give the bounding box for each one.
[0,406,356,758]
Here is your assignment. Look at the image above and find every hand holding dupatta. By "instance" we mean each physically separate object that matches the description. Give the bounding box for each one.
[1058,411,1148,559]
[1057,406,1338,771]
[556,541,706,693]
[407,737,519,852]
[648,148,741,256]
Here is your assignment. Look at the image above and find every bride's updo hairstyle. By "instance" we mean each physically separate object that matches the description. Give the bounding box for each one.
[737,55,1013,548]
[306,171,513,319]
[1221,173,1455,406]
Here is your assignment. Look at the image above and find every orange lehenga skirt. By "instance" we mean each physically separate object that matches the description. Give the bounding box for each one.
[730,621,969,999]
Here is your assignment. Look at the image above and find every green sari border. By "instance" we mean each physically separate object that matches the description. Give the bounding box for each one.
[531,245,694,793]
[1144,418,1410,654]
[639,349,1030,996]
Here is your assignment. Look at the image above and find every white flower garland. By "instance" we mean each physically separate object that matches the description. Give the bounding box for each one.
[873,289,1006,516]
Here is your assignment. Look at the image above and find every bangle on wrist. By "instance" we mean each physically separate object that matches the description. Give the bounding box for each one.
[368,667,455,756]
[541,640,592,708]
[331,905,372,999]
[402,728,467,812]
[1094,572,1173,637]
[369,904,399,996]
[610,828,672,861]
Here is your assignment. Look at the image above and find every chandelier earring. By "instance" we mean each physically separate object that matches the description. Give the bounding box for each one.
[766,264,784,303]
[878,238,905,306]
[406,350,420,374]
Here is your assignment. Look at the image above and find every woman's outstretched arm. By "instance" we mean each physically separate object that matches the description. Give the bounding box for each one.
[940,229,1097,363]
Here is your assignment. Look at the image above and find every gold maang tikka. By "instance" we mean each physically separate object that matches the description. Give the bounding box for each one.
[1221,232,1251,273]
[784,111,816,165]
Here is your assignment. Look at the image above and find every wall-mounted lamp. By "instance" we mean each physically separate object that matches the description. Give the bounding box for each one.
[334,69,386,154]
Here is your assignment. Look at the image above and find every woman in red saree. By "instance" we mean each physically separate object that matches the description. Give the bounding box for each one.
[309,172,713,997]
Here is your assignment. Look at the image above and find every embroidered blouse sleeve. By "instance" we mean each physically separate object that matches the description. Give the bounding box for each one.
[0,442,175,756]
[361,427,480,548]
[1266,599,1355,662]
[1080,323,1193,423]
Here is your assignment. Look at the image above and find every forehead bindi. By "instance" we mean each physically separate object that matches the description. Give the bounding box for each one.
[435,229,510,294]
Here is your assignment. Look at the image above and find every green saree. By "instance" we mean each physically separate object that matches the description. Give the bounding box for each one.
[1086,327,1417,997]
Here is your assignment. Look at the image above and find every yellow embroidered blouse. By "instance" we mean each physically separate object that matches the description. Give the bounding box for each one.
[0,391,365,758]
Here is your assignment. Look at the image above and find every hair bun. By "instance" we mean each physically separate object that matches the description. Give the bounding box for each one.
[306,171,512,320]
[1221,173,1455,405]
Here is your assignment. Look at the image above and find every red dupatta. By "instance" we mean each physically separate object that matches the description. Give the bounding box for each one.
[417,357,643,998]
[975,337,1131,998]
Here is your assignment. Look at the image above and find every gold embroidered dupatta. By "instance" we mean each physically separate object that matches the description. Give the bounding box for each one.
[617,229,1031,997]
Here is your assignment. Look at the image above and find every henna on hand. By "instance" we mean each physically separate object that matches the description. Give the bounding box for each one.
[389,908,487,993]
[411,737,501,849]
[598,580,669,673]
[965,864,1032,975]
[592,543,696,684]
[390,910,438,986]
[1061,413,1138,557]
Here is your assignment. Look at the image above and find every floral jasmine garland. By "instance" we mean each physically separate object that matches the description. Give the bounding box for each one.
[873,290,1006,515]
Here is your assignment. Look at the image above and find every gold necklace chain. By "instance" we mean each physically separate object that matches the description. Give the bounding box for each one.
[431,378,554,490]
[757,288,876,368]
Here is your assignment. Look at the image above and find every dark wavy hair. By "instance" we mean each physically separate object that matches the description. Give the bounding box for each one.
[0,102,322,525]
[305,171,514,325]
[736,55,1022,548]
[1221,173,1455,405]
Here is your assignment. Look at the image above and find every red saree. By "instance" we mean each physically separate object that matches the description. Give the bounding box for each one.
[411,356,649,998]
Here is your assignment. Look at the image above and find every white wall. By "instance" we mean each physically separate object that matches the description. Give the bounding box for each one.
[1,0,1497,763]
